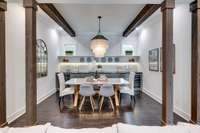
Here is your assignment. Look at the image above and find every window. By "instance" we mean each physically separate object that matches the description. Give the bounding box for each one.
[121,44,134,56]
[37,39,48,78]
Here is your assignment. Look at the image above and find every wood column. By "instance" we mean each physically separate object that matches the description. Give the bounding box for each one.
[23,0,37,126]
[190,0,200,124]
[161,0,175,125]
[0,0,7,127]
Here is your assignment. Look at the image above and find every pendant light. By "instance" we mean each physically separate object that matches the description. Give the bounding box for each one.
[90,16,109,57]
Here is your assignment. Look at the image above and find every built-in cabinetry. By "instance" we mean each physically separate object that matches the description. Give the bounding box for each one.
[57,56,140,73]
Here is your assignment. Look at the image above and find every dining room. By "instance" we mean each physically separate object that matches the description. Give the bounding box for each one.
[3,0,197,129]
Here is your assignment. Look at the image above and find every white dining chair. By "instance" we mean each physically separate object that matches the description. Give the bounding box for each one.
[99,84,115,111]
[57,73,74,111]
[79,84,96,112]
[120,72,136,105]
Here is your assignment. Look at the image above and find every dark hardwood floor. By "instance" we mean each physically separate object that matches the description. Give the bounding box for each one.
[10,92,186,128]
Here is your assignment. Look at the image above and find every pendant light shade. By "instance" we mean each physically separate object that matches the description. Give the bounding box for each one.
[90,16,109,57]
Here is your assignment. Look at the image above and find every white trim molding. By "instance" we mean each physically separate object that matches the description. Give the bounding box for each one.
[37,89,56,104]
[142,88,190,121]
[7,89,56,124]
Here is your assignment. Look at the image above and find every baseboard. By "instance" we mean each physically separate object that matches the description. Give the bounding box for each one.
[142,88,190,121]
[7,106,25,124]
[174,107,190,121]
[7,89,56,124]
[142,88,162,103]
[37,89,56,104]
[0,122,8,127]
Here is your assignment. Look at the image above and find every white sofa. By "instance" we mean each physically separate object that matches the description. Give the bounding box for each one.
[0,122,199,133]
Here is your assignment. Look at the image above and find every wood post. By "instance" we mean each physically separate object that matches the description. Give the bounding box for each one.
[190,0,200,124]
[0,0,7,127]
[161,0,175,125]
[23,0,37,126]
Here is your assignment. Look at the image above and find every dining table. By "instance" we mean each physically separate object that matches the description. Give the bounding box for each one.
[65,78,129,108]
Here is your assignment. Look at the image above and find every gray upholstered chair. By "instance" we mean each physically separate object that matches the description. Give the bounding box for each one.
[79,84,96,112]
[99,84,115,111]
[57,73,74,111]
[120,72,136,105]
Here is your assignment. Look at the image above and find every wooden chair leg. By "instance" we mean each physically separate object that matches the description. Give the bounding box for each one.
[109,97,115,111]
[79,96,85,111]
[90,96,95,112]
[99,96,104,112]
[91,96,96,109]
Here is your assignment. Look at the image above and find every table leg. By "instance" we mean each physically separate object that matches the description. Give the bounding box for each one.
[73,85,80,108]
[114,85,120,108]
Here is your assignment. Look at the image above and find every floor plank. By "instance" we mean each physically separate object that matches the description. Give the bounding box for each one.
[10,92,186,128]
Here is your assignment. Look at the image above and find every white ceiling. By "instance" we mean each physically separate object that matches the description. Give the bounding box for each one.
[54,4,144,48]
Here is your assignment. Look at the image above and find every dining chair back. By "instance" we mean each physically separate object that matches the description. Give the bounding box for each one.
[119,72,136,107]
[79,84,96,112]
[99,84,114,97]
[80,84,96,96]
[128,72,135,96]
[58,73,66,93]
[99,84,115,111]
[57,73,74,112]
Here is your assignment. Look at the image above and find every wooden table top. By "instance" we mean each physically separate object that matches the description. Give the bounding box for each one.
[65,78,129,85]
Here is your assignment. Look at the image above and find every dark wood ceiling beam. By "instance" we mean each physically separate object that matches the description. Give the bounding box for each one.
[39,4,76,37]
[123,4,160,37]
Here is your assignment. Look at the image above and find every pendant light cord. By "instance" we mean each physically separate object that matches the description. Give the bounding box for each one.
[98,16,102,34]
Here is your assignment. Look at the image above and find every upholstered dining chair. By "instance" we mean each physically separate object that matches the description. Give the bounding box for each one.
[79,84,96,112]
[99,84,115,111]
[119,72,136,105]
[57,73,74,111]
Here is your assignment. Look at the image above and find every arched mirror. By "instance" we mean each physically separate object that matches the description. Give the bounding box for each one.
[36,39,48,78]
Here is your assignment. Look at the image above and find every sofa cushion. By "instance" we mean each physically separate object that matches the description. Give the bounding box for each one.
[178,122,200,133]
[161,125,190,133]
[7,123,51,133]
[117,123,190,133]
[117,123,161,133]
[0,127,9,133]
[47,124,117,133]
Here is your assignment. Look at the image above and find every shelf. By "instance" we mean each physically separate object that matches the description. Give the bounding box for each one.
[58,56,140,63]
